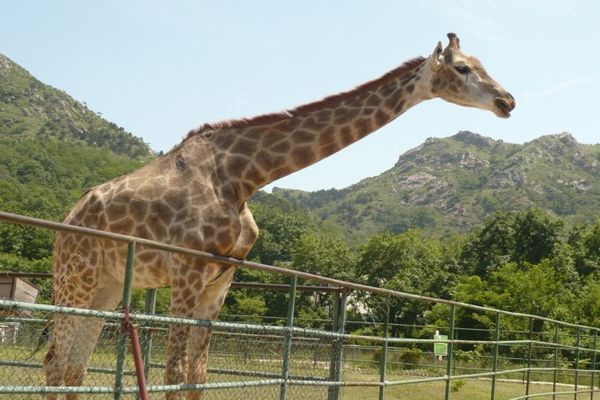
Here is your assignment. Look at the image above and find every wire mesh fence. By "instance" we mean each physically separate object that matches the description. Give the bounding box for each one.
[0,211,599,400]
[2,299,599,399]
[0,307,341,399]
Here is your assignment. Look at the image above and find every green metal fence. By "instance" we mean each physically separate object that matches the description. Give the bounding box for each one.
[0,210,599,399]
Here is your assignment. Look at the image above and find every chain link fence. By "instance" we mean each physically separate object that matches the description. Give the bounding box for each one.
[0,304,343,399]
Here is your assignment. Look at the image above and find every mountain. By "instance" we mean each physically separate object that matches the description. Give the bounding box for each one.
[0,53,156,262]
[266,131,600,241]
[0,53,153,159]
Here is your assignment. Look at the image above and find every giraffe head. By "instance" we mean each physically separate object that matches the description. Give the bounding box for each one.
[426,33,515,118]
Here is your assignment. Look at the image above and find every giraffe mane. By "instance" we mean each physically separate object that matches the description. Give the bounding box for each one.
[188,56,426,136]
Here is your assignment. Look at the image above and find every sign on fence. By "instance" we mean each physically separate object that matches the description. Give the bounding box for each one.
[434,330,448,357]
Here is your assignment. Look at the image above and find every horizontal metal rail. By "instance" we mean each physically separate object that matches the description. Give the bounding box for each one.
[0,270,343,293]
[0,359,323,382]
[4,370,595,395]
[0,210,598,333]
[2,299,598,354]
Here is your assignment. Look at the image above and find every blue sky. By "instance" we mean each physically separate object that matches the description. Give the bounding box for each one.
[2,1,599,191]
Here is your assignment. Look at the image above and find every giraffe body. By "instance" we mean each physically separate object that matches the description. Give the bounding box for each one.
[44,34,514,399]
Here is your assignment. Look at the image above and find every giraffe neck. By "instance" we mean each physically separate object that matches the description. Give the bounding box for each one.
[202,57,433,202]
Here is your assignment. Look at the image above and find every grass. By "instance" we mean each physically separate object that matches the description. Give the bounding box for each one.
[340,370,589,400]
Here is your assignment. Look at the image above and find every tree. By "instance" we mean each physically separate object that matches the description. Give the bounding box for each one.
[246,204,316,265]
[291,231,354,281]
[460,208,564,276]
[443,261,576,341]
[289,232,355,328]
[355,231,445,336]
[460,211,516,276]
[570,219,600,276]
[573,279,600,327]
[513,208,564,264]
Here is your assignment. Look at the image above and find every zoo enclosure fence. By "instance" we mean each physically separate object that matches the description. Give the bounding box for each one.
[0,210,599,400]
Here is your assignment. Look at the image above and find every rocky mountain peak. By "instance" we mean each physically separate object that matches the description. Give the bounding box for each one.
[556,132,578,147]
[451,131,497,148]
[0,53,14,71]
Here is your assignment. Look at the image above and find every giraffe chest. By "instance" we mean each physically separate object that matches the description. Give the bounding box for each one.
[99,202,254,288]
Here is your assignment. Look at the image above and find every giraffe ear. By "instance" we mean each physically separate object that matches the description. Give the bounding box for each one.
[435,41,443,57]
[429,41,444,68]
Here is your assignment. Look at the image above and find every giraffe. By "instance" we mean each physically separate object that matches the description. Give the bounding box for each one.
[43,33,514,399]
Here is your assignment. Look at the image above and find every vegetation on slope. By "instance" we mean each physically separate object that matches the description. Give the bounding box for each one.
[0,53,153,159]
[270,131,600,242]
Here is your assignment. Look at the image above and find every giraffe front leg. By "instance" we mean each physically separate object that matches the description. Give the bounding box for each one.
[186,326,212,400]
[186,265,236,400]
[165,259,206,400]
[165,308,192,400]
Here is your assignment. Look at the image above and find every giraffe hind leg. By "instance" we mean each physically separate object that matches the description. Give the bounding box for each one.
[43,252,99,400]
[63,280,122,400]
[44,314,78,400]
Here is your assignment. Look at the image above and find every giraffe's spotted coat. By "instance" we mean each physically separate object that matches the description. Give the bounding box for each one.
[45,33,514,400]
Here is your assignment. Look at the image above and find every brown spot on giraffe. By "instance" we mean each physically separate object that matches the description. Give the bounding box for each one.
[318,126,336,146]
[293,130,315,143]
[394,100,406,114]
[291,146,316,167]
[354,118,372,137]
[231,138,257,155]
[321,144,337,158]
[375,110,391,126]
[270,140,291,153]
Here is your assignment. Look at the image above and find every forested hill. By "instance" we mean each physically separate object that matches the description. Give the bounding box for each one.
[0,53,155,264]
[0,53,153,159]
[268,131,600,241]
[0,52,156,221]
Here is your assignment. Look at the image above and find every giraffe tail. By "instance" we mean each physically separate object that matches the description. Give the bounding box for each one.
[27,316,52,360]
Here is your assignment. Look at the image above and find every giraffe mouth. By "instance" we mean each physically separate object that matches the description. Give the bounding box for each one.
[494,97,514,118]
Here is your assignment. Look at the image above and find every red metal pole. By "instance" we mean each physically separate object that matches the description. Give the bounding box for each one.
[123,307,149,400]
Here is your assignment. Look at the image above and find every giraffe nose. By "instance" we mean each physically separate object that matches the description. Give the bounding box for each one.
[494,95,515,118]
[506,93,516,110]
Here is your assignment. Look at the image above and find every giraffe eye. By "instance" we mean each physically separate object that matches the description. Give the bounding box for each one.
[455,65,471,75]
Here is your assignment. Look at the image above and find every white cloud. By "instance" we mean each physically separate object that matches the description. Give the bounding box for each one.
[522,74,600,100]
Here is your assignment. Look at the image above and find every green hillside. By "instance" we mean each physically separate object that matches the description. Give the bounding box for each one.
[0,53,153,159]
[0,53,154,268]
[269,131,600,242]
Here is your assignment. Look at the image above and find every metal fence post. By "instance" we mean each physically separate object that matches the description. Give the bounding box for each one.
[553,323,560,400]
[575,327,581,400]
[378,304,390,400]
[444,305,456,400]
[592,330,598,400]
[526,318,534,397]
[328,289,348,400]
[280,275,297,400]
[491,312,500,400]
[114,242,136,400]
[138,287,157,399]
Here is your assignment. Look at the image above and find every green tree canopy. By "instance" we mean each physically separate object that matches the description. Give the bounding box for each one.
[355,231,445,336]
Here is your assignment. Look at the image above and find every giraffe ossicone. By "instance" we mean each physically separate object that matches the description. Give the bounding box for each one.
[44,33,514,400]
